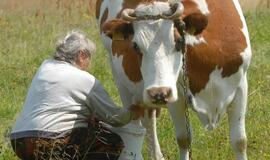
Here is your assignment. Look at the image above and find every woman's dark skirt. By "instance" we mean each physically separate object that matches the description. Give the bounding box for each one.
[11,119,124,160]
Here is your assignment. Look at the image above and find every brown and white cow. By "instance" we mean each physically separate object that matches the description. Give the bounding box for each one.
[96,0,251,159]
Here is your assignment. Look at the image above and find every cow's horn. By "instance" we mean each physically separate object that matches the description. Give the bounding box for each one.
[122,9,137,21]
[163,2,184,19]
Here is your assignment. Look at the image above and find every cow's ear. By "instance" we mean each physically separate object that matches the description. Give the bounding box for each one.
[183,13,208,35]
[102,19,134,40]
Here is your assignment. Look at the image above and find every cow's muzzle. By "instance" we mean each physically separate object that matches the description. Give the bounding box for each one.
[147,87,172,105]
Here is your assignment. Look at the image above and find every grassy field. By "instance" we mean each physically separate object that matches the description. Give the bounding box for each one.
[239,0,270,11]
[0,0,269,159]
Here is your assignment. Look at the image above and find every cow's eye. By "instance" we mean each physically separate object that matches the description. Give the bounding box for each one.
[132,42,140,52]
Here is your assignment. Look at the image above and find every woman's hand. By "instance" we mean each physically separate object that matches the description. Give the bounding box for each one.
[129,104,145,120]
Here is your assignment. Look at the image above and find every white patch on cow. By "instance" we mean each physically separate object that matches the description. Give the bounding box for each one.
[185,34,207,46]
[233,0,252,71]
[192,65,245,130]
[97,0,107,23]
[98,0,124,24]
[101,33,113,52]
[240,46,252,74]
[191,0,209,15]
[108,0,124,20]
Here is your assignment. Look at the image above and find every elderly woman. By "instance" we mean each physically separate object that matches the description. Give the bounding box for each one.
[10,30,144,160]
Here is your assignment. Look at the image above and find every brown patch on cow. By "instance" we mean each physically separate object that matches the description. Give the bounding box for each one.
[112,36,143,83]
[183,0,247,94]
[102,19,134,39]
[102,19,141,82]
[95,0,103,19]
[235,138,247,153]
[183,13,208,35]
[182,0,202,17]
[99,8,108,34]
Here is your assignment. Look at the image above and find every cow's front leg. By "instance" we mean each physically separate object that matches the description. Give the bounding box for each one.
[112,82,146,160]
[141,108,164,160]
[228,77,248,160]
[168,95,192,160]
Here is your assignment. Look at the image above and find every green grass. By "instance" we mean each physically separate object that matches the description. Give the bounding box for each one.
[0,1,269,159]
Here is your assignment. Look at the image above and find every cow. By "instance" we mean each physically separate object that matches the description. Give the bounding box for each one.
[95,0,251,160]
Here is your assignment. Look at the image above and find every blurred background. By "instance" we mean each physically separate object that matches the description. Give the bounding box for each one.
[0,0,269,159]
[240,0,269,11]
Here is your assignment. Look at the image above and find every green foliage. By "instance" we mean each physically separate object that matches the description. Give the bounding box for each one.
[0,1,269,159]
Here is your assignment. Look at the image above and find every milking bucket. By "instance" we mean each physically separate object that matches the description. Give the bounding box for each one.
[102,122,146,160]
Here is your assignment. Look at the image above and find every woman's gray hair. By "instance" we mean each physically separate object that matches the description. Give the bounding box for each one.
[53,30,96,64]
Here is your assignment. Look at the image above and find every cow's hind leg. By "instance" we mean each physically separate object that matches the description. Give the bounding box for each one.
[227,76,248,160]
[168,95,191,160]
[141,109,164,160]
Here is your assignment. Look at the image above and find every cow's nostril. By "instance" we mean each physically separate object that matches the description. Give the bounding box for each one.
[147,87,172,104]
[154,93,165,101]
[154,93,167,104]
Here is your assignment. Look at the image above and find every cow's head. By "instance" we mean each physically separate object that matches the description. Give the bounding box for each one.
[103,1,208,106]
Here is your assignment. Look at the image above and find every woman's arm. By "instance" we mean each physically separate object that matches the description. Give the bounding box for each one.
[86,80,143,127]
